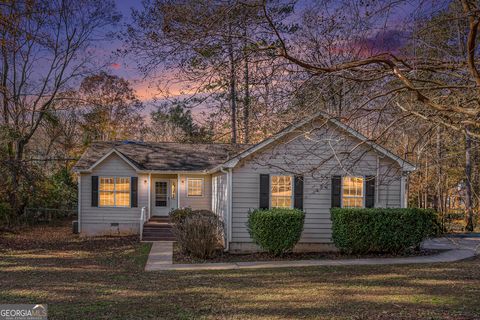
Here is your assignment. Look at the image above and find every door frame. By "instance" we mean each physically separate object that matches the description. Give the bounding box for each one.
[151,178,170,216]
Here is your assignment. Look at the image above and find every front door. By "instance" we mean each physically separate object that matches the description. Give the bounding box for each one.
[152,179,169,216]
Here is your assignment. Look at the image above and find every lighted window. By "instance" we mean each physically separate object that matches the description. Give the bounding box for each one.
[342,176,364,208]
[271,175,292,208]
[187,178,203,197]
[99,177,130,207]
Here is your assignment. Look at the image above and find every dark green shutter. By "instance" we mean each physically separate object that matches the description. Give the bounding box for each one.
[91,176,99,207]
[365,176,375,208]
[259,174,270,209]
[294,175,304,210]
[331,176,341,208]
[131,177,138,208]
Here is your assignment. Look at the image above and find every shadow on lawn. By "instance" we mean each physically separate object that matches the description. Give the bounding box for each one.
[0,222,479,319]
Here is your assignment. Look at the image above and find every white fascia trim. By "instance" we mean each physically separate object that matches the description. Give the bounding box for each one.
[76,149,139,173]
[327,116,416,172]
[209,116,317,173]
[210,110,416,173]
[137,170,209,175]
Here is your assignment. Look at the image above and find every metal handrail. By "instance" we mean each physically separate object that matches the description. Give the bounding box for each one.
[140,207,147,240]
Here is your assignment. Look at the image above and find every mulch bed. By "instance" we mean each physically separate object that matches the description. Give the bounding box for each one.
[173,242,441,264]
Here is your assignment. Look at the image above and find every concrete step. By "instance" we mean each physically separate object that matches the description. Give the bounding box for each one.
[143,231,173,237]
[143,223,172,229]
[143,227,173,233]
[148,217,170,222]
[143,237,176,241]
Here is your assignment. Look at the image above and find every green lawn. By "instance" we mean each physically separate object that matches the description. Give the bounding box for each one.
[0,222,479,320]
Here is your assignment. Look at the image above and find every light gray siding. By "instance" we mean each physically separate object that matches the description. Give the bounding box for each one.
[79,153,147,235]
[178,174,212,210]
[212,172,228,221]
[212,172,229,244]
[231,120,403,244]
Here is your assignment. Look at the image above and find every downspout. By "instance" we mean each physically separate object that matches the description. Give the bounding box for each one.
[77,173,81,233]
[400,172,407,208]
[220,167,232,252]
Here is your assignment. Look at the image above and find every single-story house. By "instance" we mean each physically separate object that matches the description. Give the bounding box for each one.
[72,111,415,252]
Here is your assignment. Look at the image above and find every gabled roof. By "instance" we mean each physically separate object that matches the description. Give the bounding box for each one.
[73,112,416,174]
[72,141,251,173]
[216,111,416,172]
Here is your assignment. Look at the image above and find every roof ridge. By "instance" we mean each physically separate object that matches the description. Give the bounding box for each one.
[90,140,253,146]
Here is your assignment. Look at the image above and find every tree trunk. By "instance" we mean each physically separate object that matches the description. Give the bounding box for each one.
[228,23,237,144]
[465,127,474,231]
[243,28,250,144]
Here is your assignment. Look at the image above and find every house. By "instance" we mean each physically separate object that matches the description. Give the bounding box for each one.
[72,112,415,252]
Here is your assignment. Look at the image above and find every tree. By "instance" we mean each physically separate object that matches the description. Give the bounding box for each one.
[0,0,120,215]
[260,0,479,229]
[149,101,213,143]
[123,0,295,144]
[78,72,144,143]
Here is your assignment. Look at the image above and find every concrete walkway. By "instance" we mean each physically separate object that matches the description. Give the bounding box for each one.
[144,236,480,272]
[145,241,174,271]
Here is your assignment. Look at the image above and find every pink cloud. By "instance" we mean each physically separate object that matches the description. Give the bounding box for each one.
[110,63,121,70]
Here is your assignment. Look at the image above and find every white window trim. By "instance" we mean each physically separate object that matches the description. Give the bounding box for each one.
[99,176,131,208]
[186,177,205,197]
[269,175,294,209]
[340,176,366,208]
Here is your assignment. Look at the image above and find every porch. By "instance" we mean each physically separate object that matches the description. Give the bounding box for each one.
[139,173,213,241]
[142,173,212,218]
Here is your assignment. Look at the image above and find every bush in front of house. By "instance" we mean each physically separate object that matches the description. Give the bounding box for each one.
[247,208,305,256]
[169,207,193,225]
[169,208,224,259]
[331,208,440,254]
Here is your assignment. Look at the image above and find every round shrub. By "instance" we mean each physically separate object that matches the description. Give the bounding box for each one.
[170,209,224,259]
[247,208,305,256]
[331,208,440,254]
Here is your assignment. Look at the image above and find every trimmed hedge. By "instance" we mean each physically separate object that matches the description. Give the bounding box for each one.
[247,208,305,255]
[331,208,440,254]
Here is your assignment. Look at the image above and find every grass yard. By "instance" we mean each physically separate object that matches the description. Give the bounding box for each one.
[1,222,479,320]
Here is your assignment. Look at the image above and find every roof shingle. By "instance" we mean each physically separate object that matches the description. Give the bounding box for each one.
[73,141,251,172]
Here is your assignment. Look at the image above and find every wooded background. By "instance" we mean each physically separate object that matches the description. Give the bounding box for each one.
[1,0,479,230]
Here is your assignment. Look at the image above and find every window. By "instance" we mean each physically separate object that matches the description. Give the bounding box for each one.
[155,181,168,207]
[99,177,130,207]
[342,176,364,208]
[271,175,293,208]
[187,178,204,197]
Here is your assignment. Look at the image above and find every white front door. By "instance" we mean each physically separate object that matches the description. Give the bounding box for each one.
[152,179,170,216]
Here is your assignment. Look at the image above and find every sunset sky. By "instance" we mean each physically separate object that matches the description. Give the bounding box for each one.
[101,0,435,108]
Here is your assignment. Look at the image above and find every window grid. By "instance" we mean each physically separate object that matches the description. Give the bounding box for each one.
[187,178,203,197]
[155,181,168,207]
[271,175,293,208]
[99,177,130,207]
[342,176,364,208]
